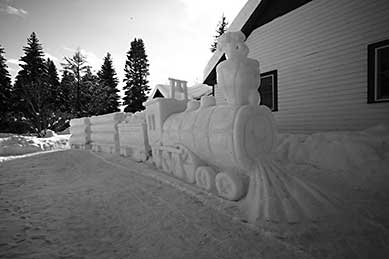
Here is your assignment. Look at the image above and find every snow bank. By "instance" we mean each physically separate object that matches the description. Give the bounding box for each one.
[275,124,389,172]
[0,133,70,159]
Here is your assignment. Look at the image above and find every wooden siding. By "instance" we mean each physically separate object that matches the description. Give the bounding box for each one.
[245,0,389,133]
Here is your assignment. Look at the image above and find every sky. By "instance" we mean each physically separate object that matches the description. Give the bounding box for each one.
[0,0,247,97]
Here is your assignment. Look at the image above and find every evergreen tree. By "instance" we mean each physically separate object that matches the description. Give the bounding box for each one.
[45,58,60,107]
[61,48,90,117]
[97,53,120,113]
[13,32,52,135]
[210,14,228,53]
[44,58,69,132]
[0,45,13,132]
[80,67,100,116]
[123,38,150,113]
[59,70,76,113]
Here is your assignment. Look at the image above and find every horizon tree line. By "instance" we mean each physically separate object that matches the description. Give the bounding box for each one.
[0,32,150,136]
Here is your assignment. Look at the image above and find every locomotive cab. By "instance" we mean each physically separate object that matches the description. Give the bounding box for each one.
[143,98,187,147]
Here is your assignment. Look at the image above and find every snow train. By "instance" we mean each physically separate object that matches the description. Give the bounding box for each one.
[71,31,335,222]
[143,94,277,201]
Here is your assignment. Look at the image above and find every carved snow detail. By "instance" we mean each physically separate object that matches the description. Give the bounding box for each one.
[171,153,185,179]
[161,150,172,174]
[216,31,260,106]
[152,148,162,169]
[177,145,202,184]
[195,166,217,192]
[242,158,337,223]
[215,171,246,201]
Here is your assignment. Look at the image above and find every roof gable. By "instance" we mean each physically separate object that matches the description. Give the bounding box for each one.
[203,0,312,85]
[148,83,212,100]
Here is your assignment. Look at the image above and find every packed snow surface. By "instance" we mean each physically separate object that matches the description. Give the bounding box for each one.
[0,151,310,258]
[1,149,388,258]
[0,125,388,257]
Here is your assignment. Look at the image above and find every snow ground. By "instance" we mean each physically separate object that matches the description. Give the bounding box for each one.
[0,126,388,257]
[0,149,388,257]
[0,150,310,258]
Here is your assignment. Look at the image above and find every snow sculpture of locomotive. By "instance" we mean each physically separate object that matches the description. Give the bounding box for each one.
[144,31,336,224]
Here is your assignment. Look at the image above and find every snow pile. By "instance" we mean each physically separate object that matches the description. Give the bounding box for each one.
[0,132,70,158]
[275,124,389,172]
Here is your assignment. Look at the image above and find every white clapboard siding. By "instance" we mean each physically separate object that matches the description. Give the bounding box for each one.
[245,0,389,133]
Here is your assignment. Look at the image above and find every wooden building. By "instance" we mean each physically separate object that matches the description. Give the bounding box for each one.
[204,0,389,133]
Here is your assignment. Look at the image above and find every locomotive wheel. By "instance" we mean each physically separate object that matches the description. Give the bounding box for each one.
[216,171,246,201]
[138,151,147,162]
[171,153,185,179]
[133,150,147,162]
[161,151,172,174]
[195,166,217,192]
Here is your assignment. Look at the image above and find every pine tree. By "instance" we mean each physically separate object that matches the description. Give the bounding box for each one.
[123,38,150,113]
[80,67,100,116]
[58,70,76,114]
[0,45,13,132]
[53,70,76,131]
[44,58,70,132]
[61,48,90,117]
[97,53,120,113]
[210,14,228,53]
[45,58,60,107]
[13,32,52,135]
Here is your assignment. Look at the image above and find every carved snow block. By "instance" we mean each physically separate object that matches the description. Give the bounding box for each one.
[89,112,125,154]
[118,113,151,162]
[69,117,91,150]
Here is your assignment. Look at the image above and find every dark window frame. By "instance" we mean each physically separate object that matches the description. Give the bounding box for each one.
[368,39,389,103]
[259,70,278,111]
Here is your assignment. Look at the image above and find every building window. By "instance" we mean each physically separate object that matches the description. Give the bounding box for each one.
[259,70,278,111]
[368,39,389,103]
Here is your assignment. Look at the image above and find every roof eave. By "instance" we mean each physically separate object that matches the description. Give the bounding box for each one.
[203,0,263,85]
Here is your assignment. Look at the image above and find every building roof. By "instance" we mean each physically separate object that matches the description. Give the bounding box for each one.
[148,83,212,100]
[149,84,170,99]
[203,0,312,85]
